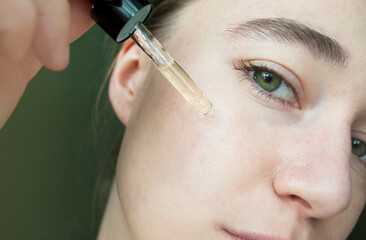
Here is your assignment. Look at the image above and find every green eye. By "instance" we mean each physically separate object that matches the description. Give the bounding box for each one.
[352,138,366,159]
[253,71,282,92]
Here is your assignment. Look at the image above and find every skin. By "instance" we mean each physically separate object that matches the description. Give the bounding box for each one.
[101,0,366,239]
[0,0,365,239]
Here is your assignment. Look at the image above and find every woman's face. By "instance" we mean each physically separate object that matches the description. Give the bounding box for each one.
[112,0,366,239]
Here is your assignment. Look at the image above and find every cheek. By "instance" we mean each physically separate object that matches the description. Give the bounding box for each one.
[316,173,366,239]
[115,65,287,238]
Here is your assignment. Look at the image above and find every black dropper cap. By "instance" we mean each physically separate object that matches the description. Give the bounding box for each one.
[91,0,152,42]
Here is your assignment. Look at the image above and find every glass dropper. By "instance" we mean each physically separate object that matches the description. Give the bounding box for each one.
[131,23,212,115]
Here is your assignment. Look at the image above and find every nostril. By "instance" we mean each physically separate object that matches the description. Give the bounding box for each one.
[289,195,311,209]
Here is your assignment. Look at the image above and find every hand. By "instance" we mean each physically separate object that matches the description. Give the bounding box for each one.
[0,0,95,129]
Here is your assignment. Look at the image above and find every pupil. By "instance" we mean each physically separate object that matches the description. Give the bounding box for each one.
[253,70,282,92]
[263,72,273,83]
[353,139,361,150]
[352,139,366,157]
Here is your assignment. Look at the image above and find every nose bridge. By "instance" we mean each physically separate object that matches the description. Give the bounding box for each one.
[297,100,352,167]
[302,117,350,164]
[274,113,352,219]
[302,121,351,190]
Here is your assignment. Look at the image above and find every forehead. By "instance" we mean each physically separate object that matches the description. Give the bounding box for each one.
[192,0,366,29]
[177,0,366,60]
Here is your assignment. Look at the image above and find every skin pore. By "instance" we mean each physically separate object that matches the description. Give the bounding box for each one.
[99,0,366,239]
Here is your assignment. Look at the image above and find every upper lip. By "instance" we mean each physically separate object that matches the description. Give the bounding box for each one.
[223,227,289,240]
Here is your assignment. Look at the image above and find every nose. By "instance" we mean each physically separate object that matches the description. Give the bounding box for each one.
[273,124,352,219]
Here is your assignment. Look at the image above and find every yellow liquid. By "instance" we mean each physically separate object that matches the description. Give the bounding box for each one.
[158,61,212,115]
[132,23,212,115]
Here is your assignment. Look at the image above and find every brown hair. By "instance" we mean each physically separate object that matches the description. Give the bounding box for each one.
[90,0,188,232]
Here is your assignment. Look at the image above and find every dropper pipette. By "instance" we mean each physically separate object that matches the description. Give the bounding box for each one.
[131,23,212,115]
[91,0,212,115]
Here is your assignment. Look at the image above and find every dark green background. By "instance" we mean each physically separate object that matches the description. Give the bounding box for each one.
[0,26,122,240]
[0,26,365,240]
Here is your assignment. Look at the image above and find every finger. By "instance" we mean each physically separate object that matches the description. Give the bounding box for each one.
[69,0,95,43]
[0,0,37,62]
[32,0,70,71]
[0,51,41,129]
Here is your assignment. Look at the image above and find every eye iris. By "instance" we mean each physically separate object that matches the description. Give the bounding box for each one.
[253,71,282,92]
[352,138,366,158]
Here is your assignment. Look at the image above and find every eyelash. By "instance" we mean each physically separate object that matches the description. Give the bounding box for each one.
[233,60,366,173]
[233,59,299,109]
[351,137,366,173]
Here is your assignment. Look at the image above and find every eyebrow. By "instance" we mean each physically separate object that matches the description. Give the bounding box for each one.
[226,18,348,67]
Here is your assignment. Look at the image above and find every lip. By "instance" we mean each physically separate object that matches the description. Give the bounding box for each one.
[223,227,288,240]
